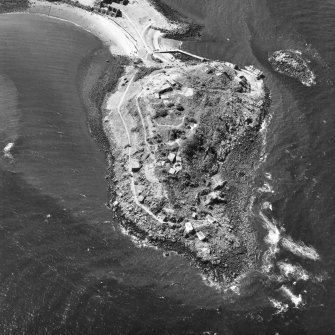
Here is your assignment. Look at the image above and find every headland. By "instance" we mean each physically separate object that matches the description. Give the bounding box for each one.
[4,0,270,284]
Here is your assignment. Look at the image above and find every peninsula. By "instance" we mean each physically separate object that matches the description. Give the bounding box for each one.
[9,0,269,283]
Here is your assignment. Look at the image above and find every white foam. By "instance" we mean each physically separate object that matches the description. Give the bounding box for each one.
[258,182,274,193]
[229,285,240,295]
[200,274,224,291]
[119,226,159,250]
[277,261,309,281]
[262,201,273,211]
[260,153,268,163]
[280,285,303,307]
[281,237,320,261]
[259,111,273,149]
[269,298,289,314]
[260,212,281,246]
[260,212,281,272]
[3,142,14,153]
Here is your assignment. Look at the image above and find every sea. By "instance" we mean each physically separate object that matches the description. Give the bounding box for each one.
[0,1,335,334]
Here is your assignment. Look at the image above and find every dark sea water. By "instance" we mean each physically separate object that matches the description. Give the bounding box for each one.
[161,0,335,333]
[1,1,335,334]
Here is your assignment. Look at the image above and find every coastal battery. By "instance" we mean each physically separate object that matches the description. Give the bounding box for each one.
[105,60,268,283]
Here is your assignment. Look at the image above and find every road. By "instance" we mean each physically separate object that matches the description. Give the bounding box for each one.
[116,75,163,224]
[154,49,208,62]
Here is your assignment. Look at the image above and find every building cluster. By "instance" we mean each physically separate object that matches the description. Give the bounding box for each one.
[93,0,129,17]
[167,152,182,175]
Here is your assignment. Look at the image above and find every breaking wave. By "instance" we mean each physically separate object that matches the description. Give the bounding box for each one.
[255,173,325,313]
[259,211,281,272]
[269,298,289,314]
[280,286,304,308]
[258,182,275,193]
[281,237,320,261]
[277,261,310,281]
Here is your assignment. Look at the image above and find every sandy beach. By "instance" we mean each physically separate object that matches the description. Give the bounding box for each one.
[28,0,181,60]
[29,0,137,56]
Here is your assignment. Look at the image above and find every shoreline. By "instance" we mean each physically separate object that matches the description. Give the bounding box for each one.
[27,1,138,57]
[4,0,270,286]
[103,59,269,285]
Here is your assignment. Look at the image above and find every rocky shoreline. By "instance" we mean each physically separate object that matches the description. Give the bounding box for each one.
[269,49,316,86]
[104,59,270,284]
[148,0,203,40]
[5,0,271,285]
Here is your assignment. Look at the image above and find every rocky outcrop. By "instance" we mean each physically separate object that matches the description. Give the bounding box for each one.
[269,50,316,86]
[106,60,270,283]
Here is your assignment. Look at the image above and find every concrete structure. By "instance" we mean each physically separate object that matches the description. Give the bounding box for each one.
[102,0,128,4]
[206,215,216,224]
[245,65,264,80]
[168,167,176,175]
[168,152,176,163]
[159,83,173,96]
[154,49,209,62]
[130,159,141,172]
[185,222,194,234]
[174,163,182,172]
[196,231,207,241]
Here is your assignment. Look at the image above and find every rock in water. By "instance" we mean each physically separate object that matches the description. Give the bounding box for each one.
[269,50,316,86]
[3,142,14,154]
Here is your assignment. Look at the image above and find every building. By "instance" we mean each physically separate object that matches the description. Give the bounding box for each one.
[168,152,176,163]
[158,83,173,96]
[168,167,176,175]
[174,163,182,172]
[185,222,194,234]
[206,215,216,224]
[196,231,207,241]
[130,159,141,172]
